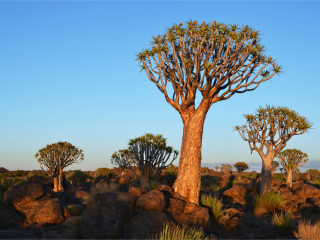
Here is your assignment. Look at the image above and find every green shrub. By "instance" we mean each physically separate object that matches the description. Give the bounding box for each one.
[272,174,286,182]
[306,169,320,180]
[201,194,224,222]
[163,164,178,176]
[155,223,208,240]
[272,211,294,235]
[150,179,160,190]
[67,170,91,184]
[242,173,257,179]
[312,177,320,186]
[201,176,220,191]
[294,220,320,240]
[94,168,112,178]
[254,192,286,213]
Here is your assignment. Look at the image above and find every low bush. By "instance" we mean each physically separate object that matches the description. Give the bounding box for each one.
[201,175,220,191]
[294,220,320,240]
[163,164,178,176]
[67,204,84,216]
[155,223,208,240]
[272,174,286,182]
[272,211,294,235]
[94,168,112,178]
[254,192,286,213]
[312,177,320,186]
[150,179,160,190]
[201,193,224,222]
[67,170,91,184]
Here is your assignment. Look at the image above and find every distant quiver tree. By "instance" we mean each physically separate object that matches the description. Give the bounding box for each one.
[234,162,249,173]
[277,149,308,188]
[35,142,84,192]
[235,106,312,194]
[111,133,178,188]
[137,20,282,204]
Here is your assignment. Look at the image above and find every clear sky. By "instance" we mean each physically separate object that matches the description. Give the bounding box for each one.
[0,1,319,172]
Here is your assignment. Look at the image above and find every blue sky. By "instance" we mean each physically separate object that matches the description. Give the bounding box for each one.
[0,1,319,172]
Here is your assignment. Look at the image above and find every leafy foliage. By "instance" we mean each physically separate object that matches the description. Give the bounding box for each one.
[67,170,91,184]
[305,169,320,180]
[272,211,294,235]
[201,193,224,222]
[277,149,308,171]
[94,168,112,178]
[234,162,249,172]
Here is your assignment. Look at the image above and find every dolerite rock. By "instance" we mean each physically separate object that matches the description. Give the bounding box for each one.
[4,182,44,208]
[295,183,320,199]
[167,198,209,227]
[128,186,147,198]
[136,190,166,212]
[123,210,176,239]
[222,183,248,204]
[18,197,64,224]
[79,192,137,239]
[157,184,174,196]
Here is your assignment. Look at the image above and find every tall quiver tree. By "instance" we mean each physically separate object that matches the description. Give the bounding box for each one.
[35,142,84,192]
[277,149,308,188]
[137,20,282,204]
[235,106,312,194]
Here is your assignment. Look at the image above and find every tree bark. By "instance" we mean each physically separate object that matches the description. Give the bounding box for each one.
[58,168,64,192]
[260,154,274,194]
[286,169,293,188]
[173,110,207,204]
[140,165,150,189]
[53,176,58,192]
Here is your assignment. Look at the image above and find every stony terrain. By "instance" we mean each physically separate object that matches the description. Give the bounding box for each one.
[0,168,319,239]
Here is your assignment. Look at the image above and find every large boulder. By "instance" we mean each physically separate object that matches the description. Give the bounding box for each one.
[167,198,209,227]
[222,183,248,204]
[128,186,147,198]
[295,183,320,199]
[79,192,137,239]
[136,190,166,213]
[4,182,44,208]
[18,197,64,225]
[123,210,176,239]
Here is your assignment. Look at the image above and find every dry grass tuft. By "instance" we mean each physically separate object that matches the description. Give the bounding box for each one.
[294,220,320,240]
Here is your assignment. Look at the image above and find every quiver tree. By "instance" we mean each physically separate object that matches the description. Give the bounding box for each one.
[35,142,84,192]
[277,149,308,188]
[235,106,312,194]
[234,162,249,173]
[137,20,282,204]
[220,164,233,174]
[271,160,279,174]
[111,133,178,188]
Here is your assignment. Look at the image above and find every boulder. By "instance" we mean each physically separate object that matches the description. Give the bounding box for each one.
[167,198,209,227]
[295,183,320,199]
[0,206,20,228]
[4,182,44,208]
[222,183,248,204]
[136,190,166,212]
[79,192,137,239]
[123,210,175,239]
[18,197,64,225]
[157,184,174,196]
[128,186,147,198]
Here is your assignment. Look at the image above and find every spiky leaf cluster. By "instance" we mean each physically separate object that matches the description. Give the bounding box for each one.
[235,106,312,157]
[277,149,308,171]
[111,133,178,177]
[137,20,282,113]
[35,142,84,176]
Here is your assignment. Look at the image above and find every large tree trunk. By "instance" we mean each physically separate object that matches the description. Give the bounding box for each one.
[173,110,207,204]
[286,169,293,188]
[53,176,58,192]
[260,154,274,194]
[58,168,64,192]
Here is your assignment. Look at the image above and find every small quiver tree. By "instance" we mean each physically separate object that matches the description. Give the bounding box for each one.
[235,106,312,194]
[35,142,84,192]
[277,149,308,188]
[137,20,282,204]
[220,164,233,174]
[271,160,279,174]
[234,162,249,173]
[111,133,178,188]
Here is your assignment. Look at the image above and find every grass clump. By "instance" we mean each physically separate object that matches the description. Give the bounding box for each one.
[272,211,294,235]
[254,192,286,213]
[67,204,84,216]
[294,220,320,240]
[201,193,224,222]
[150,179,160,190]
[155,224,208,240]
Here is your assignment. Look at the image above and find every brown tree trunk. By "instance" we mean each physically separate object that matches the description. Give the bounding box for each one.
[260,154,274,194]
[140,165,150,189]
[173,110,207,204]
[58,168,64,192]
[53,176,58,192]
[286,169,293,188]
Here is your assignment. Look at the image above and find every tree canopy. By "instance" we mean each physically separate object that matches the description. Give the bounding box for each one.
[234,162,249,172]
[277,149,308,171]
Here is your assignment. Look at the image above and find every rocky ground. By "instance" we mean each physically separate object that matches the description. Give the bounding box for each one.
[0,170,319,239]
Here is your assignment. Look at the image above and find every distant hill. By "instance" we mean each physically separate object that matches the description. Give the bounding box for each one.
[0,167,8,172]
